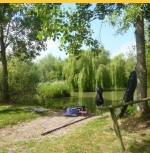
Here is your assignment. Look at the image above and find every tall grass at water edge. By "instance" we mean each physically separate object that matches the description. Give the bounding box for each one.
[36,82,71,99]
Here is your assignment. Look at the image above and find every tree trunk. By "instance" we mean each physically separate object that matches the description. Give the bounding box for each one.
[0,24,10,103]
[135,16,149,112]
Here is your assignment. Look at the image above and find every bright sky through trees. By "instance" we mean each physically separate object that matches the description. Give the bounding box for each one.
[35,3,135,61]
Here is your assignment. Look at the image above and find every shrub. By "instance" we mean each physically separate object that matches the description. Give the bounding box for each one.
[8,58,39,102]
[36,82,70,99]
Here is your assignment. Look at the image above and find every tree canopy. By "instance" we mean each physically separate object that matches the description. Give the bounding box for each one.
[0,3,150,113]
[36,3,150,112]
[0,3,61,101]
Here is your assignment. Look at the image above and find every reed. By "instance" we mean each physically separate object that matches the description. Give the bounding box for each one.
[37,82,71,98]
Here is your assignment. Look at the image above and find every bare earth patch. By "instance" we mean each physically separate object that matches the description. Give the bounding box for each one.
[0,109,101,151]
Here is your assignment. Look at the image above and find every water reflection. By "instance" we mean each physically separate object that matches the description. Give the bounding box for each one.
[39,90,137,114]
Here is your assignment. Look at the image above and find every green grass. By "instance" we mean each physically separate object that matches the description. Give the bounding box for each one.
[26,114,150,153]
[0,105,41,129]
[28,117,122,153]
[0,106,150,153]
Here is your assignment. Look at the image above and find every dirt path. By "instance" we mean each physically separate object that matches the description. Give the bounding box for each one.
[0,110,101,151]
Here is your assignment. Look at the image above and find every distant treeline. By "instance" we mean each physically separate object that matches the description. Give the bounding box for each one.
[0,45,150,102]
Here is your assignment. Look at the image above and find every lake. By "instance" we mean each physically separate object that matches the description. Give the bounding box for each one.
[39,89,150,114]
[40,90,143,114]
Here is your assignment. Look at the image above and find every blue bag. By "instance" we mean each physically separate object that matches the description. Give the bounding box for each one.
[65,107,78,117]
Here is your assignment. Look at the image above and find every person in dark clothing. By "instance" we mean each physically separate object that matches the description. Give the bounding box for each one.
[119,66,137,118]
[95,84,104,106]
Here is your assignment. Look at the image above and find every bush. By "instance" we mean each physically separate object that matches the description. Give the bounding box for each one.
[36,82,71,99]
[126,104,137,116]
[8,58,39,102]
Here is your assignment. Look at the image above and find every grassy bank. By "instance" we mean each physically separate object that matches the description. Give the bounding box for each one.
[0,105,50,129]
[28,113,150,153]
[0,110,150,153]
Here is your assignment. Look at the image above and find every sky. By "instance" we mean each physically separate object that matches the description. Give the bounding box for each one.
[35,4,136,61]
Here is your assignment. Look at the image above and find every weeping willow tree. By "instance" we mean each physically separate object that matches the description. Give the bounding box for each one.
[93,46,111,89]
[62,56,78,91]
[63,46,140,92]
[78,50,95,92]
[63,50,94,92]
[63,46,111,92]
[109,54,126,89]
[124,48,137,79]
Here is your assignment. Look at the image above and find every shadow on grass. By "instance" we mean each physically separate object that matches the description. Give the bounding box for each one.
[0,108,28,114]
[119,113,150,132]
[128,138,150,153]
[0,105,55,117]
[118,113,150,152]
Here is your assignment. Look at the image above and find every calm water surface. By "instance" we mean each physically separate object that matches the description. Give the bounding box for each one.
[42,90,130,113]
[41,89,150,114]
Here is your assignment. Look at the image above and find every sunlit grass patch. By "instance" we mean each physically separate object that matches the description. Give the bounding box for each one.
[0,108,150,153]
[29,116,121,153]
[25,112,150,153]
[0,105,40,129]
[0,140,37,153]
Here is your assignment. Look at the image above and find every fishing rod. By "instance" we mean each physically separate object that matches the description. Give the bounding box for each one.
[41,114,96,136]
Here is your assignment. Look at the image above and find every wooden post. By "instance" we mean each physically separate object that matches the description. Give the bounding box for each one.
[110,108,125,151]
[98,97,150,151]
